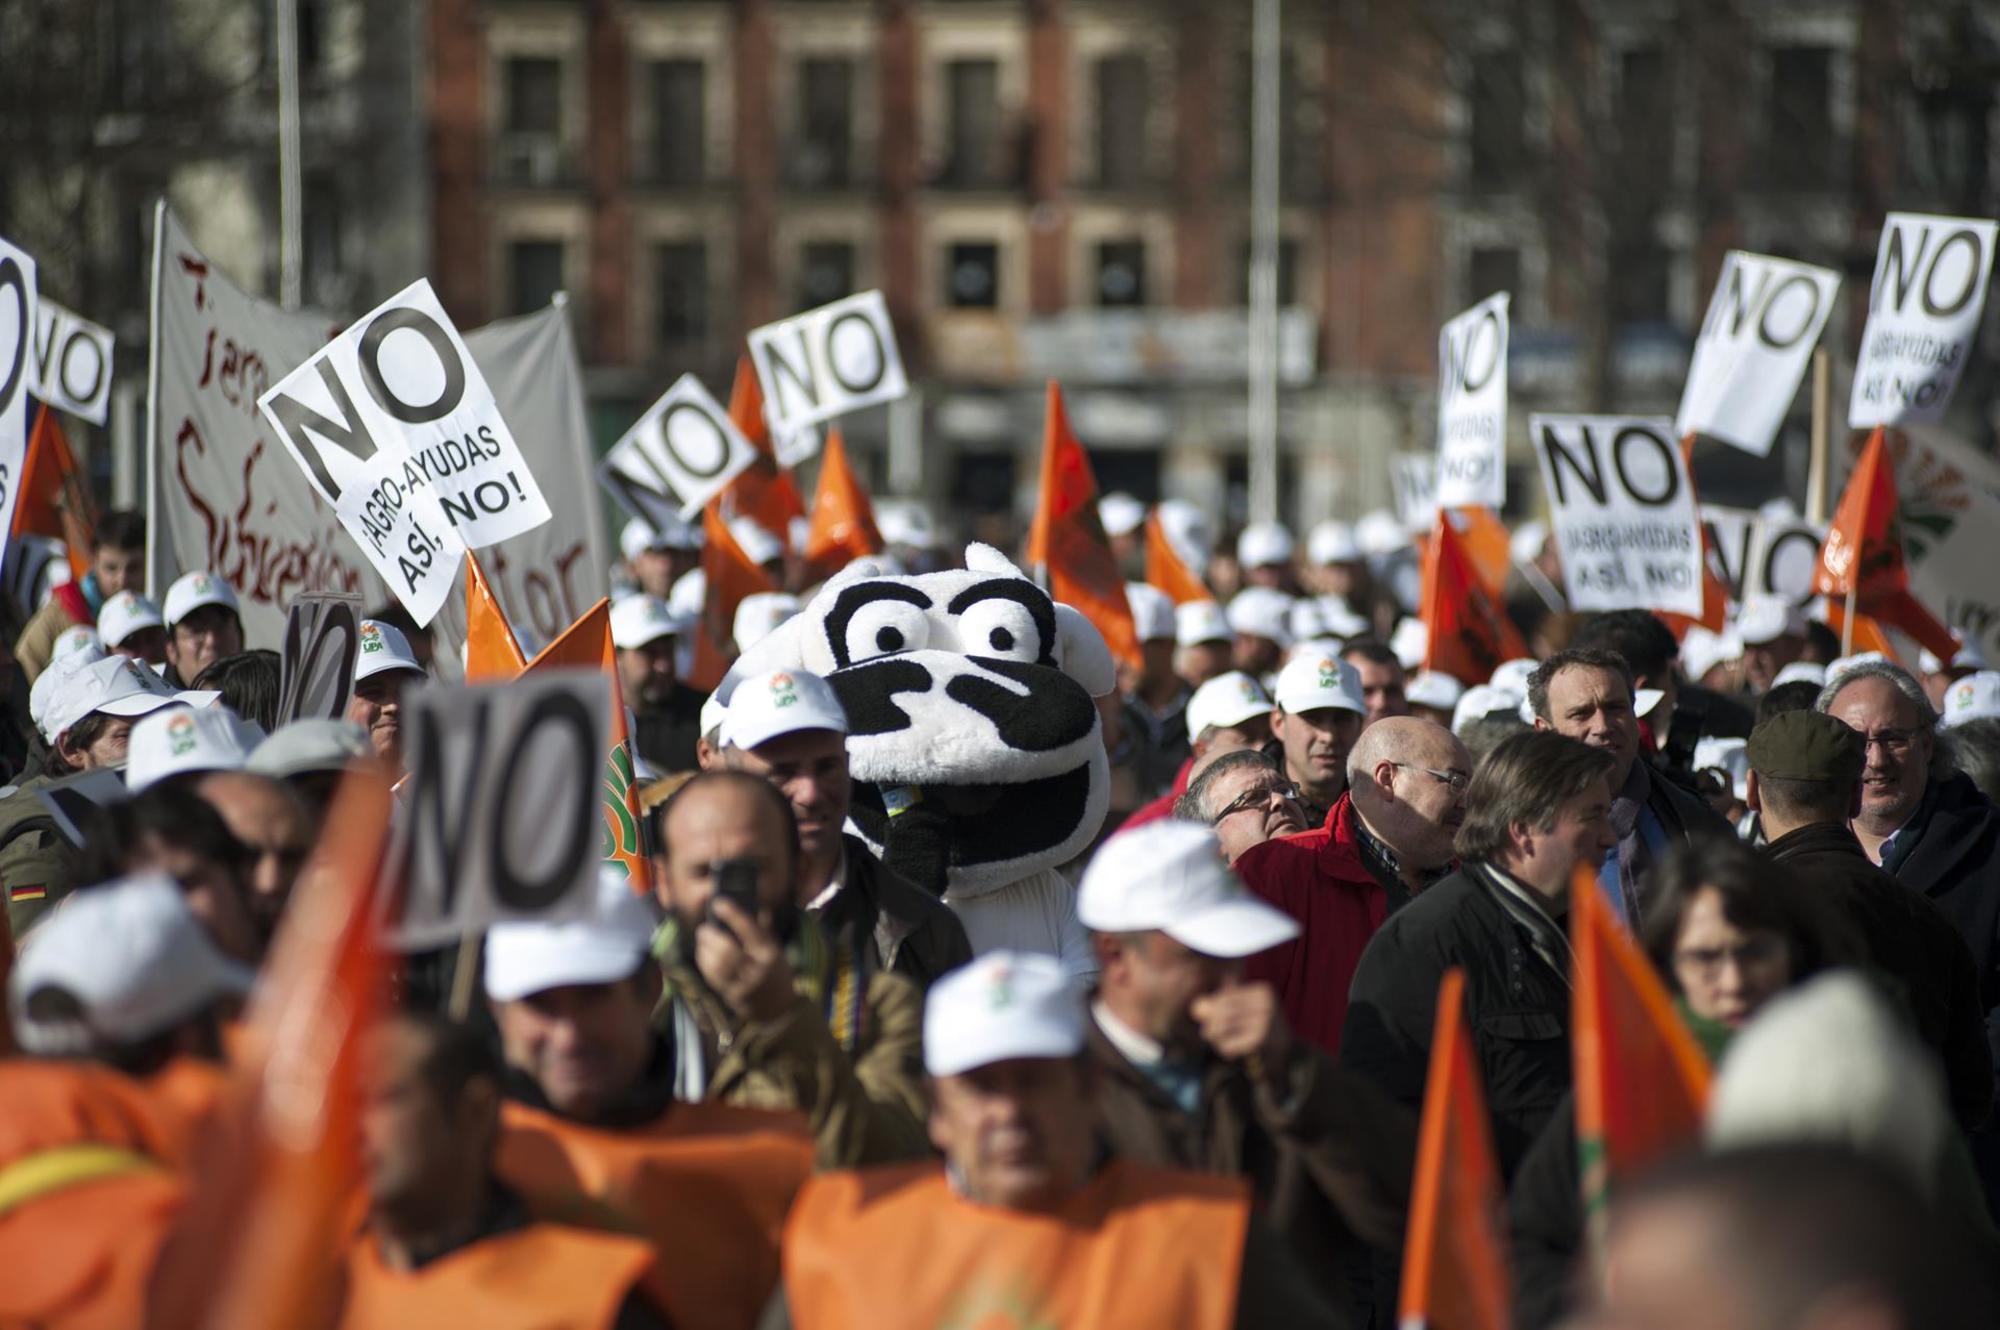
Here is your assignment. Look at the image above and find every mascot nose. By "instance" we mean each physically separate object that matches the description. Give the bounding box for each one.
[944,657,1097,753]
[829,657,935,737]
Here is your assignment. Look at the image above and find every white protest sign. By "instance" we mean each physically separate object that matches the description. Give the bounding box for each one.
[388,667,612,948]
[0,239,38,568]
[1677,252,1838,456]
[1391,452,1439,532]
[1531,414,1702,616]
[774,422,822,469]
[1849,212,1998,428]
[277,590,364,724]
[1745,516,1826,608]
[748,289,907,437]
[600,373,754,521]
[1701,505,1759,602]
[28,297,115,426]
[1436,292,1509,508]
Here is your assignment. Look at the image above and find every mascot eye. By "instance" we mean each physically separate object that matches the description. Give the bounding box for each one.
[843,599,930,664]
[957,598,1041,663]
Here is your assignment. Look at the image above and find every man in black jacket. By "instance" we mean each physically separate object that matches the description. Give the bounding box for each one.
[1340,730,1617,1177]
[1528,646,1732,928]
[1746,708,1992,1132]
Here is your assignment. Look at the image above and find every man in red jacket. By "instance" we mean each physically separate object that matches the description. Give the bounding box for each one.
[1232,716,1472,1054]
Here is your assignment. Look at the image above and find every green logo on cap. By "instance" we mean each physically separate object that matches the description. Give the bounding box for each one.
[166,712,197,756]
[361,624,384,654]
[768,671,799,709]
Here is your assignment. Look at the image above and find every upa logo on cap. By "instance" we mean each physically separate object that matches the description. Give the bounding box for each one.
[360,622,384,654]
[1315,656,1341,690]
[768,671,800,709]
[166,712,198,757]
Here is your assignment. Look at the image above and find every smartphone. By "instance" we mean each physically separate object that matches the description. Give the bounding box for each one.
[707,856,762,935]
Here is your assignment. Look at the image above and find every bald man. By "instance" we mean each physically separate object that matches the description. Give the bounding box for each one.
[1232,717,1473,1055]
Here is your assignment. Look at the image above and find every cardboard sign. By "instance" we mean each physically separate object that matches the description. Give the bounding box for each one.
[29,297,115,426]
[389,668,613,948]
[1436,292,1509,508]
[1531,415,1703,616]
[258,280,556,625]
[0,239,38,573]
[1677,252,1839,456]
[1392,452,1440,533]
[600,373,755,520]
[1849,212,1998,428]
[748,289,908,437]
[278,590,364,724]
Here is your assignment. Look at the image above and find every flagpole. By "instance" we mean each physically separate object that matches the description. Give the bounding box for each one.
[1246,0,1281,528]
[1807,348,1831,524]
[1841,581,1857,657]
[276,0,304,309]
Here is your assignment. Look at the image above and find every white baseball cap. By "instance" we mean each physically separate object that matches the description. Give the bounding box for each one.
[1451,683,1524,736]
[53,625,102,660]
[44,654,209,744]
[1124,583,1176,644]
[355,619,426,683]
[1772,661,1828,689]
[1186,671,1274,738]
[1680,626,1743,683]
[1737,595,1809,647]
[1489,658,1539,696]
[9,872,254,1050]
[1390,617,1428,671]
[248,718,372,778]
[162,570,241,627]
[1942,672,2000,728]
[1154,499,1213,566]
[484,868,662,1003]
[699,690,727,741]
[97,591,164,649]
[733,592,802,654]
[1175,600,1231,649]
[1355,510,1405,558]
[1098,492,1145,539]
[1287,598,1329,644]
[1307,520,1360,567]
[1226,587,1295,646]
[1692,736,1751,802]
[30,647,105,742]
[1077,821,1299,959]
[621,513,702,561]
[722,668,848,750]
[923,951,1084,1078]
[728,517,786,567]
[1918,636,1988,676]
[1407,670,1465,712]
[1274,653,1366,716]
[1236,521,1294,569]
[610,595,689,652]
[126,706,259,793]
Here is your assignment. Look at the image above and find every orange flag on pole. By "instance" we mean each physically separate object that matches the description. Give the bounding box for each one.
[723,356,807,538]
[13,403,97,583]
[690,501,780,691]
[1450,506,1514,600]
[463,552,529,680]
[524,598,649,890]
[1398,967,1511,1330]
[1422,512,1529,686]
[1571,864,1712,1231]
[1813,427,1957,660]
[1820,597,1901,663]
[1144,508,1210,604]
[150,770,393,1330]
[1026,381,1139,668]
[803,427,883,580]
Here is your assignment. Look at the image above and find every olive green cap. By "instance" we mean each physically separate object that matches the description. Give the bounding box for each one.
[1745,709,1866,784]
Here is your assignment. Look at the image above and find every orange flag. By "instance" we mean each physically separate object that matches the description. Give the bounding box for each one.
[803,427,883,580]
[12,403,97,582]
[1026,381,1139,667]
[1144,508,1210,604]
[1813,427,1957,659]
[1820,597,1901,663]
[1450,506,1514,600]
[463,552,528,680]
[1422,512,1529,686]
[524,599,649,890]
[1398,968,1511,1330]
[1571,864,1712,1230]
[723,356,807,538]
[690,501,780,691]
[150,770,392,1330]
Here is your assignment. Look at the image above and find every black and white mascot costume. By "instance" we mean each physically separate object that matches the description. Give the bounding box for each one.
[722,544,1114,979]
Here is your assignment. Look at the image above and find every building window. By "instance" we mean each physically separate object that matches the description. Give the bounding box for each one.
[1094,53,1147,189]
[508,240,564,317]
[797,241,855,311]
[656,241,708,343]
[1095,240,1147,307]
[504,57,562,135]
[1766,46,1834,188]
[793,57,855,189]
[945,242,1000,309]
[1468,246,1520,306]
[1467,50,1525,185]
[648,59,705,187]
[1236,238,1299,306]
[943,58,1003,188]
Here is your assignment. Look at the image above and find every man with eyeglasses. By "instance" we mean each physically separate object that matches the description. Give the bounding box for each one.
[1174,750,1306,864]
[1230,716,1474,1056]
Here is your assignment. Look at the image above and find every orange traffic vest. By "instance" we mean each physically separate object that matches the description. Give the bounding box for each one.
[495,1098,814,1330]
[782,1160,1252,1330]
[336,1221,655,1330]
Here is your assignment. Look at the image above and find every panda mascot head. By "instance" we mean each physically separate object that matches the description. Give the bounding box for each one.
[720,544,1117,898]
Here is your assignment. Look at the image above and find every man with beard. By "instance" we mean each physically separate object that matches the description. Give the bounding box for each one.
[1268,652,1366,828]
[345,621,427,772]
[1235,718,1473,1055]
[1174,750,1306,864]
[611,596,704,773]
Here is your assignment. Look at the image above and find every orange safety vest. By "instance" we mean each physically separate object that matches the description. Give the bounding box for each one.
[336,1221,656,1330]
[495,1097,814,1330]
[782,1160,1252,1330]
